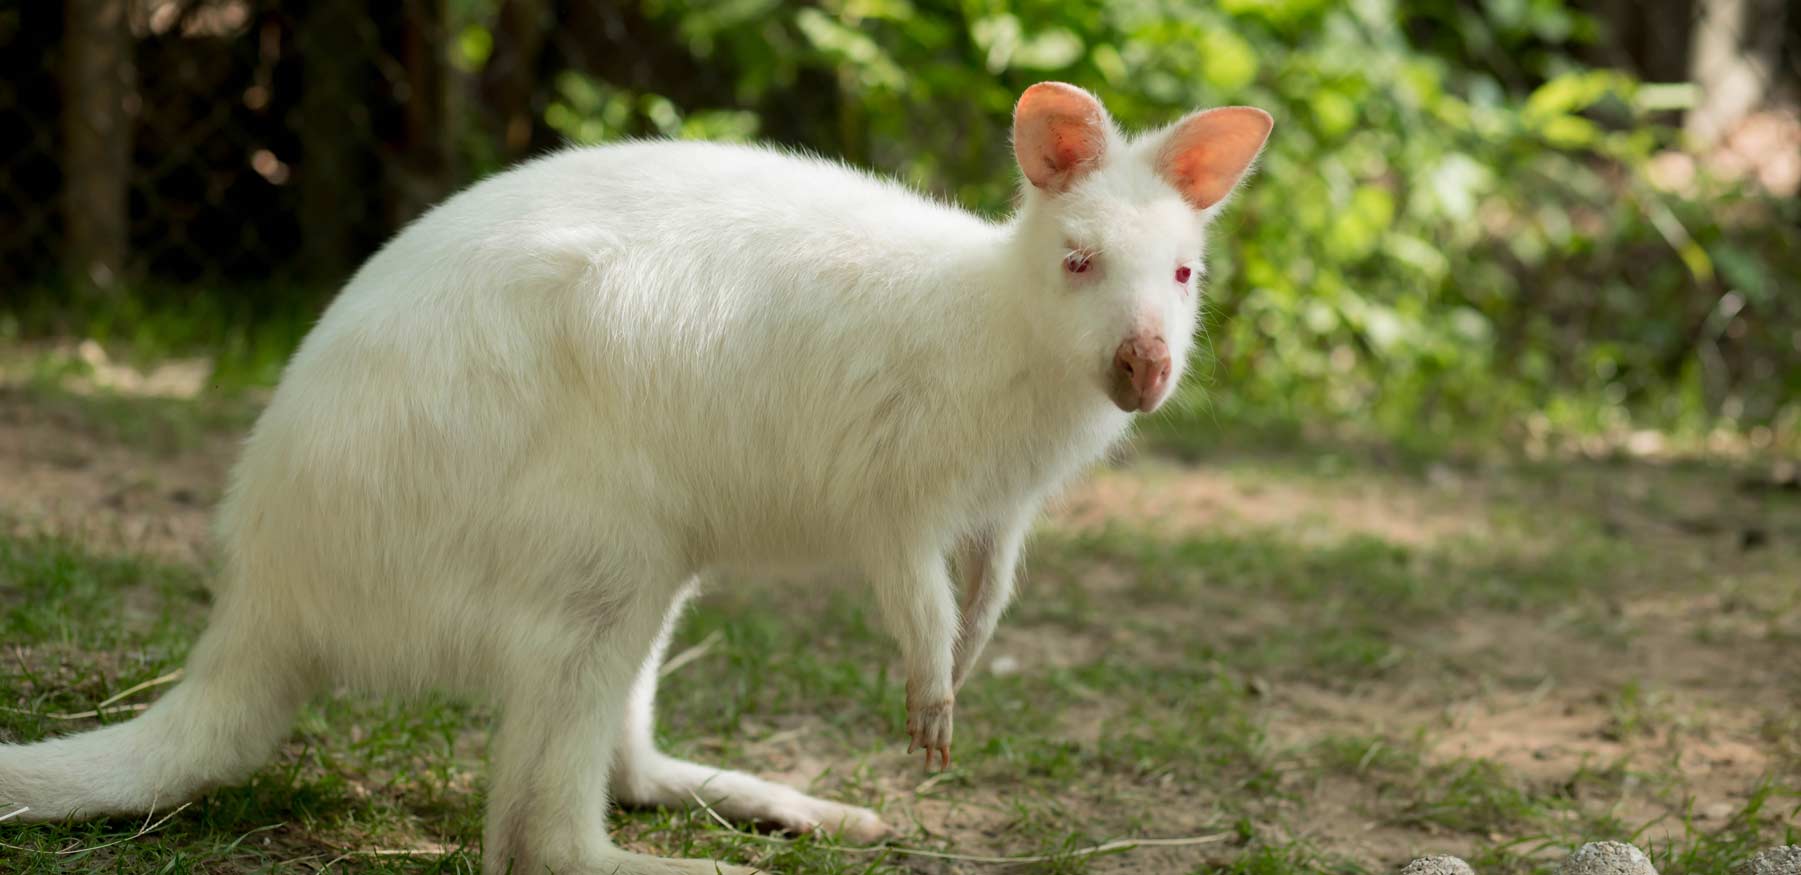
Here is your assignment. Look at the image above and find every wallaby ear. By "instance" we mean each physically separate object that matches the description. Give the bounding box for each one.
[1155,107,1274,211]
[1013,82,1111,193]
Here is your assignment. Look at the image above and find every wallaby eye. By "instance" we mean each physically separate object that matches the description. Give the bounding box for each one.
[1064,252,1092,274]
[1175,266,1192,284]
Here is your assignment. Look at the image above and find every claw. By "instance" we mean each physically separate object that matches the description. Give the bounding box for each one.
[905,695,954,771]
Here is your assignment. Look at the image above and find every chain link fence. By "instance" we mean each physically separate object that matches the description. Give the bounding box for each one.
[2,1,1796,298]
[1,0,717,295]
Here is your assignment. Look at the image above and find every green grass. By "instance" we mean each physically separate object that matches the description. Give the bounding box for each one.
[4,283,318,392]
[2,389,1799,873]
[7,384,263,456]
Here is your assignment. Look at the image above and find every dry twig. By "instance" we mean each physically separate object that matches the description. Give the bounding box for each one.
[0,802,192,857]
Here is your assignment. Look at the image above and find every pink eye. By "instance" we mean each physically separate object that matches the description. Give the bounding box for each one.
[1175,266,1192,284]
[1064,253,1092,274]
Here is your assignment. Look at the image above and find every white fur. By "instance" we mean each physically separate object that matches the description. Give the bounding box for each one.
[0,87,1265,874]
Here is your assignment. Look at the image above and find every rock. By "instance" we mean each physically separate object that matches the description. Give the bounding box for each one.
[1401,856,1475,875]
[1559,841,1657,875]
[1735,846,1801,875]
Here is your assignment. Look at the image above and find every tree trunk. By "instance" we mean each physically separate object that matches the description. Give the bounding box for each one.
[387,0,456,225]
[62,0,135,297]
[1687,0,1788,145]
[296,2,363,281]
[481,0,551,163]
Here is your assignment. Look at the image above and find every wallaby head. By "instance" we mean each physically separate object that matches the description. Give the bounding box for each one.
[1007,82,1272,414]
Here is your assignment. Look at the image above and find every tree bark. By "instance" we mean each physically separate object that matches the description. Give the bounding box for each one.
[480,0,551,163]
[63,0,135,297]
[388,0,456,225]
[297,2,363,280]
[1687,0,1788,145]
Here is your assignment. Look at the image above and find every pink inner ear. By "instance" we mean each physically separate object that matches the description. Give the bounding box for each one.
[1014,83,1109,193]
[1157,107,1274,210]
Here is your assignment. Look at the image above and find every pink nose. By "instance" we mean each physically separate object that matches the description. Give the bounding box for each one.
[1113,335,1171,412]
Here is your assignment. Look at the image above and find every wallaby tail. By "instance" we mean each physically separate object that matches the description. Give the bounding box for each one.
[0,600,312,822]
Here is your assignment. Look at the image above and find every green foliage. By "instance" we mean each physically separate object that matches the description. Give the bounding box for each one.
[497,0,1799,447]
[13,1,1791,451]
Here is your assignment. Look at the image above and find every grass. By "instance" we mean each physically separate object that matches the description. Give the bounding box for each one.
[3,283,319,392]
[2,386,1800,873]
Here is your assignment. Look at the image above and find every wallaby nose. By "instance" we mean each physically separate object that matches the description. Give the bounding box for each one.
[1113,335,1171,412]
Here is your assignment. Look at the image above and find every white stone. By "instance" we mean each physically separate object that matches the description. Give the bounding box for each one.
[1735,846,1801,875]
[1559,841,1657,875]
[1400,856,1475,875]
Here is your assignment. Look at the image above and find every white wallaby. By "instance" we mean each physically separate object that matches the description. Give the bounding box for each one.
[0,82,1270,874]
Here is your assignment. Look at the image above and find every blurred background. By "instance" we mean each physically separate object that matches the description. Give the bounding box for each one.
[3,0,1801,451]
[3,0,1797,453]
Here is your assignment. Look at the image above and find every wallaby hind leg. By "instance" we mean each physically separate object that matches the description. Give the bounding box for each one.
[611,582,889,843]
[481,578,761,875]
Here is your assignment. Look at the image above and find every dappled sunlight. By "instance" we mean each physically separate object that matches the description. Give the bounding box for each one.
[0,339,213,400]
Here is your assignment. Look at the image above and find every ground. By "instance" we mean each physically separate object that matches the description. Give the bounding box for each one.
[0,373,1797,874]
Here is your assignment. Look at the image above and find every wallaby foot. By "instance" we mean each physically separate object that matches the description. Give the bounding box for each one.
[613,583,890,845]
[616,750,889,844]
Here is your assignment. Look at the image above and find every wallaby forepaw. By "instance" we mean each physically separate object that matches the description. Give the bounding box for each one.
[905,697,954,771]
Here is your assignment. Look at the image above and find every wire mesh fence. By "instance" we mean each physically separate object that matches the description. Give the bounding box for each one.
[2,1,1796,299]
[4,1,801,298]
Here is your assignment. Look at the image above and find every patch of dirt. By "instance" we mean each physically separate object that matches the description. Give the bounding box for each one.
[978,621,1120,678]
[1046,458,1496,548]
[1433,690,1771,787]
[0,389,230,564]
[1290,773,1488,870]
[1257,669,1792,850]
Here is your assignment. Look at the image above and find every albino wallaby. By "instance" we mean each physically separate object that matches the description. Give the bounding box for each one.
[0,82,1270,874]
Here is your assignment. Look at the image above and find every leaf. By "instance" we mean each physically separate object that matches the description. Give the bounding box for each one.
[795,7,907,88]
[970,14,1023,75]
[1014,28,1085,71]
[1540,115,1599,148]
[454,25,492,71]
[1524,70,1630,121]
[1310,89,1357,139]
[1199,28,1259,92]
[1712,244,1772,303]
